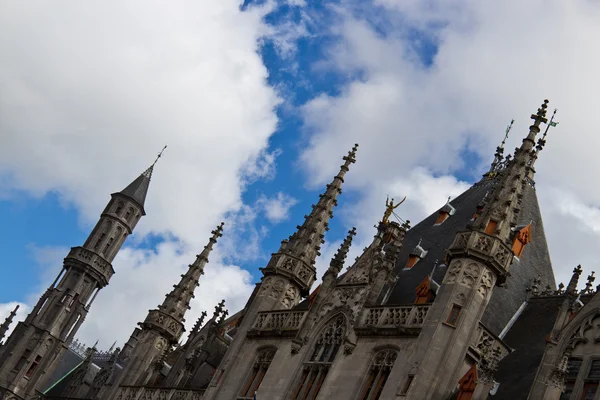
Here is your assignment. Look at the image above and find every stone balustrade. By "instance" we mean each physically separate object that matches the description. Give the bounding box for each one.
[250,310,307,333]
[115,386,205,400]
[65,246,114,286]
[447,231,513,284]
[359,304,431,330]
[469,323,510,361]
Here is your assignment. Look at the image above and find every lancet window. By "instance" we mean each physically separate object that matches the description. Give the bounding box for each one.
[292,315,346,400]
[358,348,398,400]
[238,347,276,399]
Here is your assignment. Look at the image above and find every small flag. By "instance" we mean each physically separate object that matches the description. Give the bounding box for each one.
[549,121,559,127]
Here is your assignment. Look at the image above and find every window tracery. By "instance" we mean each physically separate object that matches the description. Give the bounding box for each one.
[238,347,276,399]
[292,315,346,400]
[358,348,398,400]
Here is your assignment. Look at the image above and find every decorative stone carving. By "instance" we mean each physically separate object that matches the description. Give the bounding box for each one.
[444,260,463,284]
[460,263,481,289]
[319,287,366,326]
[281,285,300,309]
[155,337,167,351]
[478,269,494,298]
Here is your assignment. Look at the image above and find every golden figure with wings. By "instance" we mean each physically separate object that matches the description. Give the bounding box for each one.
[382,195,406,224]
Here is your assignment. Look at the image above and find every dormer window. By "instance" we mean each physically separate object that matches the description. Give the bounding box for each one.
[512,224,532,258]
[404,241,428,269]
[415,276,431,304]
[484,220,497,235]
[434,198,456,226]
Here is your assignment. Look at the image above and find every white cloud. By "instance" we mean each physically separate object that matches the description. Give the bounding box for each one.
[293,0,600,288]
[75,241,255,346]
[0,1,280,347]
[257,192,298,223]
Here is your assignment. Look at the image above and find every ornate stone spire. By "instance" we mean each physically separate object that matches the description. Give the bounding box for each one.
[190,311,208,336]
[159,223,224,322]
[263,144,358,297]
[566,265,583,296]
[324,227,356,279]
[119,145,166,211]
[472,100,550,243]
[280,144,358,266]
[0,305,19,344]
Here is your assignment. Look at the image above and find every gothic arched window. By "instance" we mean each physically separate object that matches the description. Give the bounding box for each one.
[115,201,124,216]
[359,348,398,400]
[292,314,346,400]
[125,207,134,222]
[238,347,276,399]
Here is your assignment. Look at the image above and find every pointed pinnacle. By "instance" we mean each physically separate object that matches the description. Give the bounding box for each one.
[326,227,357,277]
[213,299,226,319]
[566,265,583,295]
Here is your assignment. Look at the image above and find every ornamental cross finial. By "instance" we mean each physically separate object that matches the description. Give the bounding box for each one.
[213,299,226,319]
[582,271,596,295]
[142,145,168,179]
[382,196,407,224]
[218,309,229,324]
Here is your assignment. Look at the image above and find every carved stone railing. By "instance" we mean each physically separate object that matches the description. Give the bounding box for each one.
[65,246,114,287]
[115,386,205,400]
[468,323,510,361]
[356,305,431,335]
[249,310,307,335]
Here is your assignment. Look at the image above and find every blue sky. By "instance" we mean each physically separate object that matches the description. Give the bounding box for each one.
[2,0,600,346]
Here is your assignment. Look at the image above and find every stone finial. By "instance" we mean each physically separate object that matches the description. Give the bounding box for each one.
[581,271,596,295]
[325,227,356,278]
[213,300,226,320]
[566,265,583,296]
[527,274,543,296]
[218,309,229,325]
[556,282,565,295]
[192,311,208,335]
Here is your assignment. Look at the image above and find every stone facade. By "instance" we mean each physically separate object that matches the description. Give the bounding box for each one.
[4,102,600,400]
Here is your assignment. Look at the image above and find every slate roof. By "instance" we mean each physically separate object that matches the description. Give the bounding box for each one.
[118,172,151,211]
[494,296,564,399]
[381,177,556,336]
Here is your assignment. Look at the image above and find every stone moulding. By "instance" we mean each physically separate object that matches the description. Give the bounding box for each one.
[114,386,205,400]
[247,310,308,338]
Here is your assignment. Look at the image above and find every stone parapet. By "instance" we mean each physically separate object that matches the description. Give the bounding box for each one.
[140,310,184,343]
[355,304,431,336]
[115,386,205,400]
[247,310,308,337]
[447,231,513,285]
[64,246,114,287]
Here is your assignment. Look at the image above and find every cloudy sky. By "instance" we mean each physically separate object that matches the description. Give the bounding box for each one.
[1,0,599,348]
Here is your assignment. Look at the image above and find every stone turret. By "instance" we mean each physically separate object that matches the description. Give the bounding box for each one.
[204,145,357,400]
[0,305,19,345]
[397,100,553,400]
[0,151,162,400]
[118,223,223,387]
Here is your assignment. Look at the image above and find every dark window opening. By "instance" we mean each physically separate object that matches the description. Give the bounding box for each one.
[446,305,462,326]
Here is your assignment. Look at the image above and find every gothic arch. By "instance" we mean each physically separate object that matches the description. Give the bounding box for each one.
[557,307,600,353]
[286,313,348,399]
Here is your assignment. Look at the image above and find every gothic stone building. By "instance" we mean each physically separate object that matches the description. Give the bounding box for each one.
[1,100,599,400]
